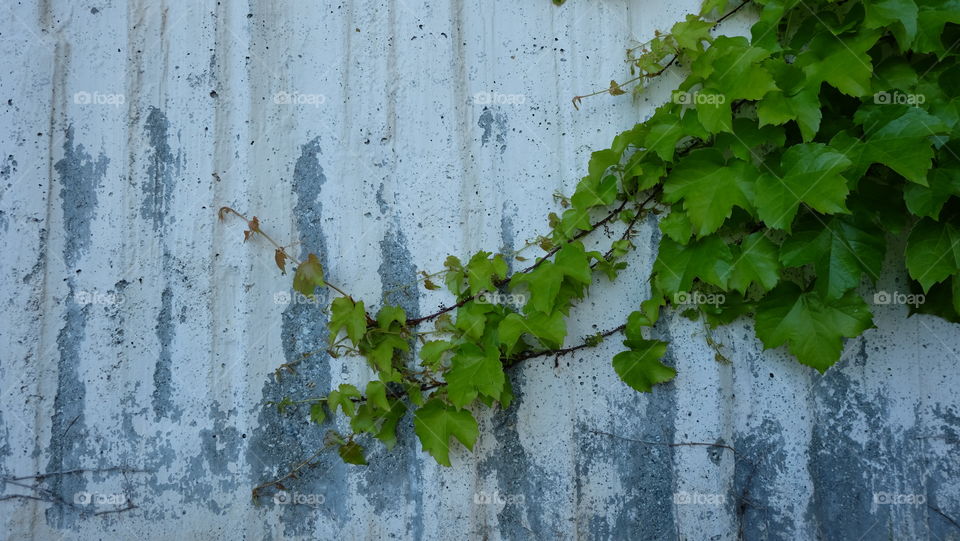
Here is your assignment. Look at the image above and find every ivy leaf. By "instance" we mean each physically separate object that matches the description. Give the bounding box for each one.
[466,251,508,295]
[330,297,368,345]
[715,117,787,161]
[293,253,325,298]
[671,13,714,51]
[906,218,960,292]
[375,400,407,450]
[798,30,880,96]
[659,209,694,245]
[365,381,391,411]
[864,0,919,48]
[572,174,619,209]
[755,284,874,372]
[757,87,822,142]
[653,236,734,295]
[780,216,886,299]
[338,442,367,465]
[729,232,782,294]
[855,105,949,185]
[914,0,960,55]
[309,403,326,424]
[755,143,852,231]
[514,262,564,314]
[444,255,466,296]
[612,339,676,392]
[326,384,361,417]
[413,399,479,466]
[376,305,406,329]
[644,111,686,161]
[663,149,756,236]
[694,88,733,133]
[446,343,505,408]
[690,36,777,100]
[520,310,567,348]
[455,301,494,341]
[904,166,960,219]
[419,340,454,367]
[554,242,593,285]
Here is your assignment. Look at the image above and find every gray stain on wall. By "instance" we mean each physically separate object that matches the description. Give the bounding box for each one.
[46,126,108,528]
[246,137,345,536]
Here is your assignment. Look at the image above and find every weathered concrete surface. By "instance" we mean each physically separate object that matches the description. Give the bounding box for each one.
[0,0,958,539]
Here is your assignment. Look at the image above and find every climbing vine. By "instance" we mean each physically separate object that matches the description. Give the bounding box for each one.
[222,0,960,498]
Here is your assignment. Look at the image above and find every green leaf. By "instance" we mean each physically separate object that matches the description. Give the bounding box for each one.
[419,340,455,367]
[644,111,686,161]
[690,36,778,100]
[715,117,787,161]
[755,284,874,372]
[521,310,568,348]
[554,242,593,285]
[514,262,564,314]
[659,209,694,245]
[309,403,326,424]
[444,255,466,296]
[376,305,406,329]
[293,253,325,298]
[466,252,508,295]
[571,174,619,209]
[904,166,960,218]
[855,105,949,185]
[374,400,407,450]
[729,232,782,294]
[498,313,527,352]
[327,384,362,417]
[864,0,919,48]
[780,217,886,299]
[757,87,822,142]
[694,88,733,133]
[330,297,368,345]
[755,143,852,230]
[338,442,368,465]
[653,236,734,295]
[365,381,391,411]
[914,0,960,55]
[798,30,880,96]
[612,339,676,392]
[662,149,756,236]
[906,218,960,292]
[446,343,506,408]
[455,301,494,340]
[671,13,714,51]
[413,399,479,466]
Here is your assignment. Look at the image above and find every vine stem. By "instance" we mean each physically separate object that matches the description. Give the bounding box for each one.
[405,197,632,327]
[570,0,752,107]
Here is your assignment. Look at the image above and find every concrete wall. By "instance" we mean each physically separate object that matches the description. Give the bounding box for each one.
[1,0,958,539]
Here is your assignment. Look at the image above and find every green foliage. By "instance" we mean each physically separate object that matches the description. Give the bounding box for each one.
[240,0,960,488]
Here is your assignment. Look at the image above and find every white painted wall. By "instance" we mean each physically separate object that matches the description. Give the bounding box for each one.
[1,0,958,539]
